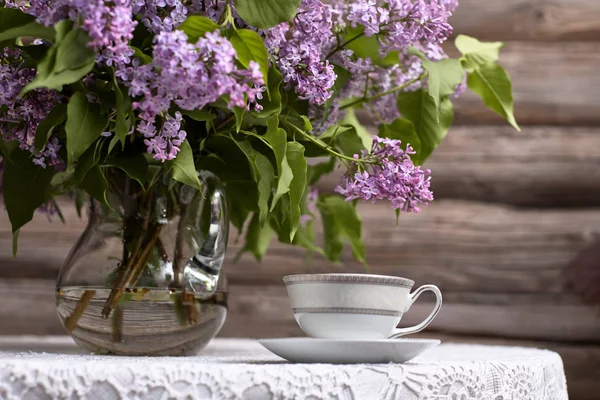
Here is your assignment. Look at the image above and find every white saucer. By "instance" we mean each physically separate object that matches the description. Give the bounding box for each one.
[258,337,440,364]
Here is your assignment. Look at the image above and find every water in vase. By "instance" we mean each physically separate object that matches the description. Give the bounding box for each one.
[56,286,227,356]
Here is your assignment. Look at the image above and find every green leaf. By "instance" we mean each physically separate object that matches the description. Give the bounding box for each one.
[466,62,520,131]
[378,118,422,164]
[324,64,350,115]
[21,23,96,94]
[233,106,245,132]
[104,153,149,188]
[53,27,95,72]
[265,118,285,172]
[0,137,18,162]
[65,92,108,167]
[272,160,293,212]
[0,8,35,31]
[301,115,313,133]
[0,22,55,43]
[0,8,54,45]
[344,26,399,67]
[409,47,464,118]
[113,78,131,149]
[2,148,55,234]
[73,138,108,185]
[334,128,366,157]
[54,20,71,42]
[199,139,258,212]
[292,219,323,258]
[180,109,216,121]
[18,43,49,63]
[254,151,275,226]
[232,139,274,226]
[455,35,503,65]
[107,132,119,155]
[319,124,353,140]
[80,166,109,206]
[12,230,19,258]
[293,187,323,258]
[325,117,371,158]
[50,170,75,193]
[178,15,219,42]
[308,157,336,185]
[265,118,292,210]
[131,46,152,64]
[341,108,372,150]
[34,103,67,152]
[285,142,307,241]
[317,194,366,264]
[229,29,269,88]
[239,213,276,261]
[74,189,86,218]
[23,63,93,94]
[235,0,301,29]
[171,139,203,191]
[227,190,251,231]
[397,89,453,163]
[453,36,518,131]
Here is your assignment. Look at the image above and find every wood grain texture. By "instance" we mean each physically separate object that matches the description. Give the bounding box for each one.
[3,200,600,297]
[226,200,600,296]
[445,41,600,126]
[426,126,600,206]
[1,280,599,342]
[318,125,600,207]
[451,0,600,41]
[223,285,600,342]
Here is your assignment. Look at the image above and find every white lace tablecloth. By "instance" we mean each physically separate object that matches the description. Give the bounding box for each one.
[0,337,568,400]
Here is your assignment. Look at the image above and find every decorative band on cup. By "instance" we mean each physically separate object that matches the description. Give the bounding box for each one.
[292,307,402,317]
[283,274,414,288]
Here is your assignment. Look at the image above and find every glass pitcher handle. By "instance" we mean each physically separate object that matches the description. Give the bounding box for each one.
[182,171,229,297]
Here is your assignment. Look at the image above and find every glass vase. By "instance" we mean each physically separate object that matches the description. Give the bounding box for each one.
[55,169,229,356]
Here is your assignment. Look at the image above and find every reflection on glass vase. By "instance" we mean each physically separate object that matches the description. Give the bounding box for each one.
[56,169,229,356]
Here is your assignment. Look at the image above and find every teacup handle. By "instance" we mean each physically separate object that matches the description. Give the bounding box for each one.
[389,284,442,338]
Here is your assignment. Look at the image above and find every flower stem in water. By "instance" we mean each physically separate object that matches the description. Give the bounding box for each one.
[65,290,96,332]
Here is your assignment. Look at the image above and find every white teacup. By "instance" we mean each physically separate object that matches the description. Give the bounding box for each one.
[284,273,442,339]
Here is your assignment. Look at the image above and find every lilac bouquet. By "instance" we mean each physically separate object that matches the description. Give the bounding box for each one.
[0,0,517,263]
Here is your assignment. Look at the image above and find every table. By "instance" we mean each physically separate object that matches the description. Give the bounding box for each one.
[0,337,568,399]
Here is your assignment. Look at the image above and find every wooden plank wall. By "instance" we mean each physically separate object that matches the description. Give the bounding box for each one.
[2,1,600,398]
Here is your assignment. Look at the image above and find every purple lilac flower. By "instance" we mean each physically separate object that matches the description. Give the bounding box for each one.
[301,0,456,125]
[0,48,62,168]
[130,30,264,119]
[132,0,188,33]
[128,30,264,159]
[5,0,66,25]
[369,62,423,122]
[8,0,137,71]
[309,103,347,136]
[264,0,337,105]
[346,0,388,36]
[336,136,433,212]
[141,112,187,162]
[378,0,454,56]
